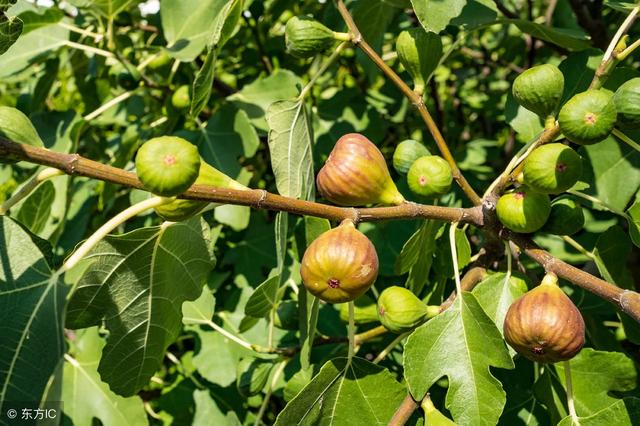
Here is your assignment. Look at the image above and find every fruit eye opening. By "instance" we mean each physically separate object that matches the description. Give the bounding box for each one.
[556,162,567,172]
[163,154,177,166]
[327,278,340,288]
[584,112,597,125]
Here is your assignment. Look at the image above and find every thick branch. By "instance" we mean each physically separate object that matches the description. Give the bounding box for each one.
[388,393,419,426]
[0,137,482,225]
[335,0,482,206]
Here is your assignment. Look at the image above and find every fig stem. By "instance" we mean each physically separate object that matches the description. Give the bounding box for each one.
[373,332,408,364]
[347,301,356,365]
[564,360,580,425]
[60,195,174,279]
[0,167,64,215]
[298,41,349,101]
[254,360,288,426]
[449,222,462,295]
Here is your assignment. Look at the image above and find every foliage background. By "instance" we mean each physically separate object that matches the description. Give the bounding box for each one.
[1,0,640,425]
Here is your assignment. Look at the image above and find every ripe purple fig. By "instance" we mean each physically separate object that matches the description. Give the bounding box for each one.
[317,133,405,206]
[300,219,378,303]
[503,274,585,363]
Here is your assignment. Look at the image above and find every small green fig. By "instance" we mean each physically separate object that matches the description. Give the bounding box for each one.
[317,133,405,206]
[613,77,640,128]
[300,219,379,304]
[285,16,347,58]
[154,160,248,221]
[503,274,585,363]
[407,155,453,198]
[558,89,617,145]
[496,187,551,233]
[522,143,582,194]
[392,139,431,175]
[541,197,584,236]
[338,293,379,324]
[274,300,299,330]
[377,286,434,333]
[396,28,442,95]
[147,51,172,70]
[422,395,456,426]
[236,358,273,397]
[135,136,201,197]
[171,85,191,110]
[512,64,564,119]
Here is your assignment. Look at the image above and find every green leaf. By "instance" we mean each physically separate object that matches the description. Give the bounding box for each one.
[0,13,22,55]
[581,136,640,212]
[228,69,303,131]
[266,100,315,200]
[604,0,640,12]
[182,286,215,325]
[411,0,467,33]
[274,357,406,425]
[404,292,514,426]
[0,216,66,411]
[13,179,55,234]
[558,398,640,426]
[62,327,147,425]
[592,226,634,288]
[0,18,68,77]
[65,218,214,396]
[190,47,216,118]
[627,192,640,247]
[507,19,591,51]
[558,50,602,103]
[554,348,637,415]
[18,8,63,35]
[244,275,280,318]
[70,0,136,19]
[473,272,527,356]
[0,106,44,148]
[505,93,544,141]
[193,389,242,426]
[160,0,236,61]
[450,0,498,29]
[395,220,442,295]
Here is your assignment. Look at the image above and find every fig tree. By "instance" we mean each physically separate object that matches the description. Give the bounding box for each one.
[377,286,434,333]
[512,64,564,119]
[558,89,617,145]
[392,139,430,175]
[496,187,551,233]
[406,155,453,198]
[522,143,582,194]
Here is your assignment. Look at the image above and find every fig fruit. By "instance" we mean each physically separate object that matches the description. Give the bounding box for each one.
[135,136,201,197]
[522,143,582,194]
[147,51,172,70]
[154,160,248,221]
[512,64,564,119]
[407,155,453,198]
[396,28,442,95]
[274,300,299,330]
[338,293,379,324]
[613,77,640,128]
[541,197,584,236]
[392,139,431,175]
[171,85,191,110]
[300,219,379,303]
[377,286,434,333]
[558,89,617,145]
[503,274,585,363]
[285,16,347,58]
[316,133,405,206]
[236,358,272,397]
[496,187,551,233]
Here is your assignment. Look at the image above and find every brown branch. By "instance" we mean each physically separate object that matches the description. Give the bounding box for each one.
[388,393,419,426]
[334,0,482,206]
[0,137,482,226]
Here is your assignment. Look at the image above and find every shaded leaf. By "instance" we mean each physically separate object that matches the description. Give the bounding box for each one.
[411,0,467,33]
[244,275,280,318]
[507,19,591,51]
[558,398,640,426]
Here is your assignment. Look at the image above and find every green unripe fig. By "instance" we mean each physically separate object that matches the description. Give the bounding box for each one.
[522,143,582,194]
[338,293,378,324]
[407,155,453,198]
[396,28,442,95]
[274,300,299,330]
[541,197,584,236]
[236,358,273,397]
[300,219,379,304]
[422,396,456,426]
[154,160,248,221]
[613,77,640,128]
[135,136,201,197]
[503,274,585,363]
[377,286,434,333]
[285,16,347,58]
[317,133,405,206]
[392,139,431,175]
[147,51,172,70]
[496,187,551,233]
[558,89,617,145]
[512,64,564,119]
[171,85,191,110]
